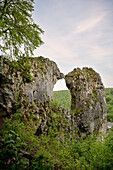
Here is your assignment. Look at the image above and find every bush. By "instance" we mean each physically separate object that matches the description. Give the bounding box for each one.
[1,109,113,169]
[30,152,54,170]
[0,129,28,169]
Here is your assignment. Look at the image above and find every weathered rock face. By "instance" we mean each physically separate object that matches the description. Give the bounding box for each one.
[0,56,64,116]
[65,67,107,137]
[0,56,107,137]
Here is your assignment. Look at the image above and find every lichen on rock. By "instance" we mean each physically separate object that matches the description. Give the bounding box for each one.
[0,56,64,116]
[65,67,107,137]
[0,56,107,138]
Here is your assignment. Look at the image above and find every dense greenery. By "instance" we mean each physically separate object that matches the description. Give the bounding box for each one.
[0,0,44,59]
[53,90,71,110]
[0,110,113,169]
[0,89,113,169]
[53,88,113,122]
[105,88,113,122]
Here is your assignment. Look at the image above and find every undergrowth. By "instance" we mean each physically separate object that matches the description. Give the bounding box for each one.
[0,111,113,169]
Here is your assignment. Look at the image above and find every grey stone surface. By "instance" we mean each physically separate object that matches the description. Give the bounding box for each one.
[0,56,107,137]
[0,56,64,116]
[65,67,107,137]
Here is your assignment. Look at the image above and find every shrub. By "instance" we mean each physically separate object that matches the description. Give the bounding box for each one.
[0,129,28,169]
[30,152,54,170]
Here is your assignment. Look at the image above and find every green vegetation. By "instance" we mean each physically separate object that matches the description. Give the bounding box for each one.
[0,89,113,169]
[0,129,28,169]
[53,88,113,122]
[10,58,34,83]
[0,87,113,169]
[53,90,71,110]
[0,0,44,60]
[105,88,113,122]
[7,56,47,83]
[0,109,113,169]
[66,68,97,79]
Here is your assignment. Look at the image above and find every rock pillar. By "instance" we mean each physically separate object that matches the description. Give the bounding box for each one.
[65,67,107,137]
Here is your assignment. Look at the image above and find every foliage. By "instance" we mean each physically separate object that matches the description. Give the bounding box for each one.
[105,88,113,122]
[30,151,54,170]
[0,128,28,169]
[0,109,113,169]
[0,87,113,169]
[11,57,34,82]
[72,134,113,170]
[53,90,71,110]
[0,0,44,59]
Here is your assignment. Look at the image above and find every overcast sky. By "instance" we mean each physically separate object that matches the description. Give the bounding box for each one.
[33,0,113,90]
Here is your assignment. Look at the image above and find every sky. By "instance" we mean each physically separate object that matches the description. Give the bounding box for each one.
[33,0,113,91]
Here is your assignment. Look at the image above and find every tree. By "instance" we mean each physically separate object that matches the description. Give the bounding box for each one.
[0,0,44,60]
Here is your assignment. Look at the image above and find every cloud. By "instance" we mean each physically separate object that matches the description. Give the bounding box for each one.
[73,15,105,34]
[101,73,113,87]
[34,0,113,88]
[53,79,68,91]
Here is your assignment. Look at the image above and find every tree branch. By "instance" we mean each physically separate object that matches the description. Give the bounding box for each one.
[1,0,15,18]
[19,150,33,159]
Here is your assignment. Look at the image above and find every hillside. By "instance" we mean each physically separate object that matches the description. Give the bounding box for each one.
[53,90,71,110]
[53,88,113,122]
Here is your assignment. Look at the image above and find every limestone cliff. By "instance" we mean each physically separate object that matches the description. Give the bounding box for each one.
[0,56,107,137]
[65,67,107,137]
[0,56,64,116]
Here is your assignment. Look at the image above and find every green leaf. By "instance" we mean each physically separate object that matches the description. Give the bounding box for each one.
[0,0,44,60]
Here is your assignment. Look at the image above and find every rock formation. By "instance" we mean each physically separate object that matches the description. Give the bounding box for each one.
[0,56,64,116]
[0,56,107,137]
[65,67,107,137]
